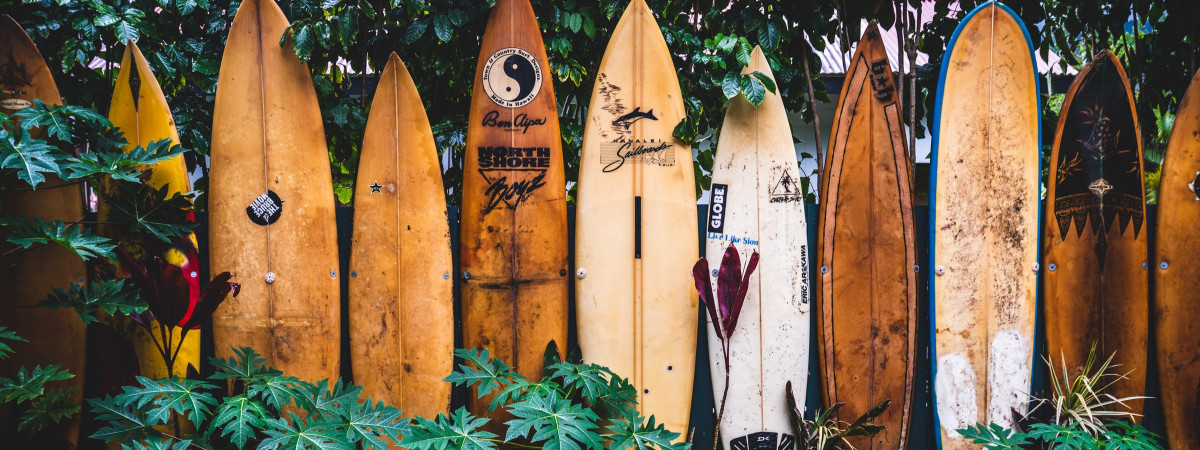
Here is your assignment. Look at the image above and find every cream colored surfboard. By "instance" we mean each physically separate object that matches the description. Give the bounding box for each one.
[704,47,810,450]
[930,2,1041,448]
[574,0,697,436]
[209,0,340,383]
[348,53,453,420]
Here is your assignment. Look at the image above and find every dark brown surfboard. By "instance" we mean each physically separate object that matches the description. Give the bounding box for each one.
[460,0,568,421]
[817,22,917,449]
[0,15,87,447]
[1043,50,1148,415]
[1154,70,1200,448]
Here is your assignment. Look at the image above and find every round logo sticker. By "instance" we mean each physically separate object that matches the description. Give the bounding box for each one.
[481,47,542,108]
[246,190,283,226]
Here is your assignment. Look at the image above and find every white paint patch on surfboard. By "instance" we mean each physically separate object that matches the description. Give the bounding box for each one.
[988,328,1030,428]
[935,353,978,439]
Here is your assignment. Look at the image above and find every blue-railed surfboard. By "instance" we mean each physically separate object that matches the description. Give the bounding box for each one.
[575,0,697,436]
[929,3,1041,448]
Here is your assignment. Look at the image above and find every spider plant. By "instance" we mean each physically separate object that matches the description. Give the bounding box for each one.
[1035,343,1145,436]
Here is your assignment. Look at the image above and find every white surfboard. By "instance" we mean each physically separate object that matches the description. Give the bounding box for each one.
[705,46,811,450]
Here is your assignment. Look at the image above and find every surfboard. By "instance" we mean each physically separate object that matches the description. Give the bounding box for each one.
[1043,49,1147,416]
[460,0,568,416]
[703,46,809,450]
[0,14,87,446]
[209,0,340,383]
[817,22,917,449]
[1154,70,1200,449]
[574,0,697,436]
[348,53,453,420]
[929,3,1041,447]
[103,41,202,380]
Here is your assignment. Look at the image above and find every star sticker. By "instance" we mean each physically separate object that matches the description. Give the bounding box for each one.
[1088,178,1114,198]
[1190,171,1200,201]
[369,181,383,194]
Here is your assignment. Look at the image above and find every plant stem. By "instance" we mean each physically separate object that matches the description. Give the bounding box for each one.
[712,344,731,450]
[800,33,824,180]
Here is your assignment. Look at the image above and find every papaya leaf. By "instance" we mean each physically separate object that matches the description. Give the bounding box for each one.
[18,387,79,432]
[116,376,218,427]
[606,410,687,450]
[445,348,519,397]
[0,365,73,404]
[344,399,408,450]
[100,183,198,243]
[210,395,269,448]
[40,279,146,325]
[0,127,60,188]
[504,390,602,450]
[63,138,187,181]
[0,216,115,261]
[88,395,153,443]
[260,413,353,449]
[402,407,497,450]
[0,326,27,359]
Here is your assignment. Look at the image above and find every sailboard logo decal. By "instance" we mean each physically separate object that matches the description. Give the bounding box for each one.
[481,47,542,108]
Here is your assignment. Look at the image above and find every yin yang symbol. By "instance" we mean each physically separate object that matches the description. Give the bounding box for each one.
[482,47,542,108]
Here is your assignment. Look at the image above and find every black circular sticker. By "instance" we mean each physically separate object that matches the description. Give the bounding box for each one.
[246,190,283,226]
[481,47,542,108]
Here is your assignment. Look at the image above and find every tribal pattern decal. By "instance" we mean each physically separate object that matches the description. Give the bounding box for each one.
[1053,56,1144,265]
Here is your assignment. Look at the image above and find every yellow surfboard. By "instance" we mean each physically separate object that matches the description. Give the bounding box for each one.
[103,41,202,380]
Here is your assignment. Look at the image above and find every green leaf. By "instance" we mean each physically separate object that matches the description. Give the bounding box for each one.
[260,414,354,449]
[0,365,73,404]
[606,411,687,450]
[402,407,497,450]
[290,25,314,61]
[0,326,25,360]
[338,8,358,52]
[311,379,363,419]
[39,279,146,325]
[504,390,602,450]
[1,216,116,261]
[547,362,611,403]
[740,74,766,107]
[0,127,61,188]
[736,40,752,67]
[404,20,427,45]
[957,423,1031,450]
[750,71,777,94]
[63,138,188,181]
[210,395,269,448]
[88,395,153,443]
[445,348,519,397]
[345,399,408,449]
[123,437,194,450]
[99,183,199,243]
[176,0,197,15]
[433,15,453,43]
[19,388,80,433]
[114,20,139,43]
[116,376,218,427]
[715,34,737,52]
[721,72,740,99]
[211,346,275,381]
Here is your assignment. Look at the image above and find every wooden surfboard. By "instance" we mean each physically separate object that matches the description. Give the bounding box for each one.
[704,47,809,450]
[0,14,87,446]
[575,0,697,436]
[104,41,202,380]
[1043,50,1147,416]
[209,0,340,383]
[460,0,568,416]
[1154,70,1200,449]
[817,22,917,449]
[929,3,1041,447]
[349,53,453,420]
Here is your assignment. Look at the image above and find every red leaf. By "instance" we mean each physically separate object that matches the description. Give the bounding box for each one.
[692,257,722,339]
[180,272,238,330]
[717,244,742,334]
[726,250,758,336]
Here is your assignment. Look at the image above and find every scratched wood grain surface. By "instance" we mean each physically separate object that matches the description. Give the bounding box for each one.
[930,3,1040,448]
[574,0,697,437]
[817,22,917,450]
[459,0,569,425]
[1154,70,1200,450]
[0,14,87,446]
[349,53,453,420]
[705,46,810,450]
[1043,49,1148,417]
[209,0,341,384]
